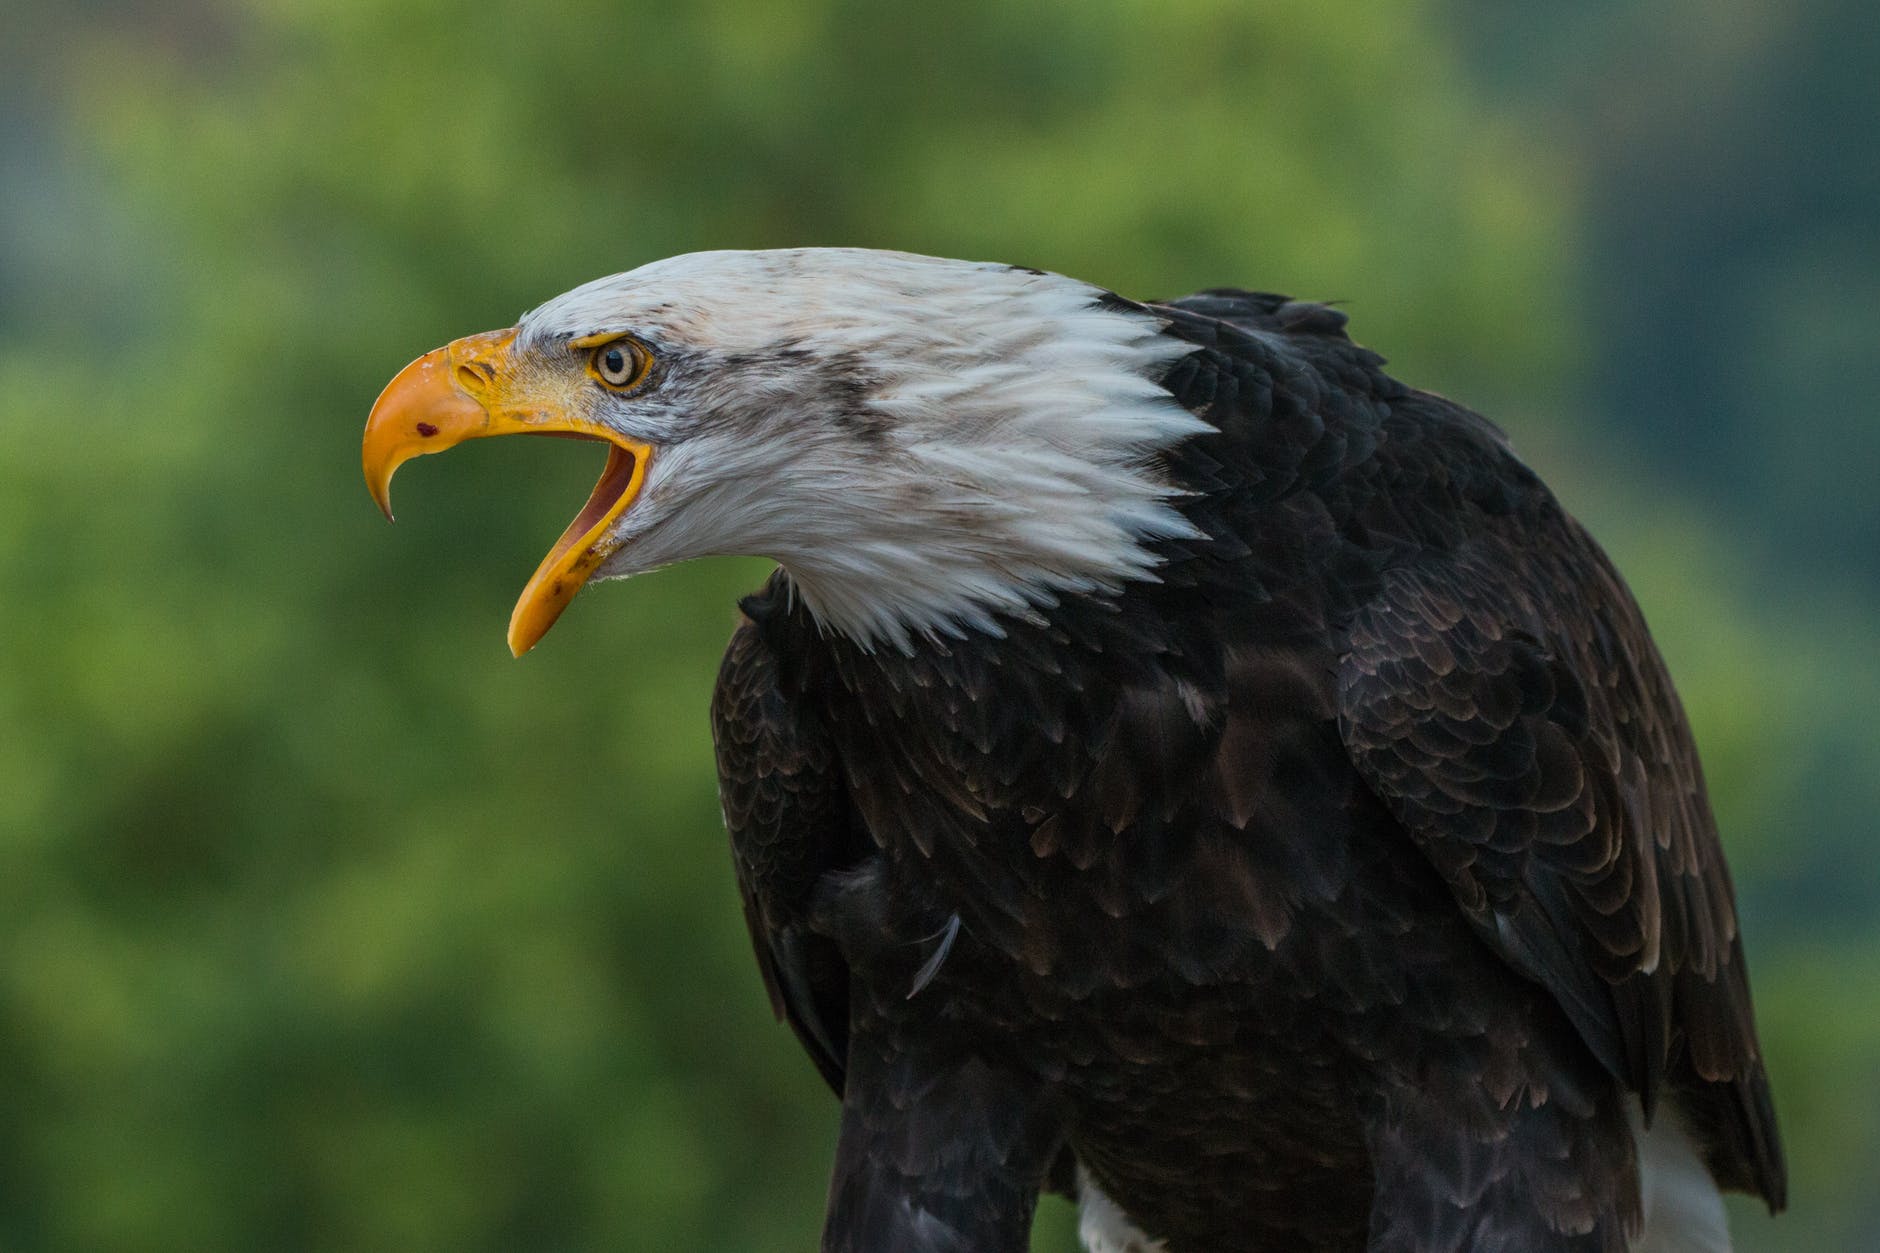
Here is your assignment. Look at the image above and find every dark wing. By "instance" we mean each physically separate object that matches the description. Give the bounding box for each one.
[1336,495,1785,1207]
[712,611,857,1095]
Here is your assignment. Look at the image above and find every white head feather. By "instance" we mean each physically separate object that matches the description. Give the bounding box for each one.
[516,248,1209,650]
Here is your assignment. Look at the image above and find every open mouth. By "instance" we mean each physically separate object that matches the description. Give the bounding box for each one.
[538,438,641,574]
[360,328,655,656]
[507,435,650,655]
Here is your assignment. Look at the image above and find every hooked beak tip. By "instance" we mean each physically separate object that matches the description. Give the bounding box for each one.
[361,329,515,522]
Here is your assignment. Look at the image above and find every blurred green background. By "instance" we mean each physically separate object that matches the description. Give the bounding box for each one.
[3,1,1876,1249]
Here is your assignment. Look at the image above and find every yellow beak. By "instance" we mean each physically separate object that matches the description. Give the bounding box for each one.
[362,328,653,656]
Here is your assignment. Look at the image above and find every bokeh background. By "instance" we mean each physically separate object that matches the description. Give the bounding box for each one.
[3,1,1876,1249]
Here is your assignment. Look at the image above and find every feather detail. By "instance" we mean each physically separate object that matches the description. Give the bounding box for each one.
[907,913,962,999]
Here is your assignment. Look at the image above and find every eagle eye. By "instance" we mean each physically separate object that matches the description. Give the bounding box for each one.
[589,337,650,391]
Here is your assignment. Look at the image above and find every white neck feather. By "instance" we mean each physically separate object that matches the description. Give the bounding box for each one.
[772,276,1209,649]
[543,251,1211,652]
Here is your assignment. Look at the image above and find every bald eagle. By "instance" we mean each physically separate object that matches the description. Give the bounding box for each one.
[363,249,1783,1252]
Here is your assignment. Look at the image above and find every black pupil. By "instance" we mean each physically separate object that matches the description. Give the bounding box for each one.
[604,348,627,378]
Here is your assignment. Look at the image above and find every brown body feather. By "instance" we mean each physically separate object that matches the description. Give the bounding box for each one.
[711,289,1782,1252]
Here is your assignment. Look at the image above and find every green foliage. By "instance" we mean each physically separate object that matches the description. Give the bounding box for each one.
[0,1,1873,1250]
[1453,0,1880,590]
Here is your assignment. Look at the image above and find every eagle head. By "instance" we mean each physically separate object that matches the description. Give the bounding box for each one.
[363,248,1207,654]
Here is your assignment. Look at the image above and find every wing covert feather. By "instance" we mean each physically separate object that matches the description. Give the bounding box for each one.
[1336,527,1784,1206]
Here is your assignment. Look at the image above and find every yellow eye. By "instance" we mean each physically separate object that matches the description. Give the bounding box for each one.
[590,337,649,390]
